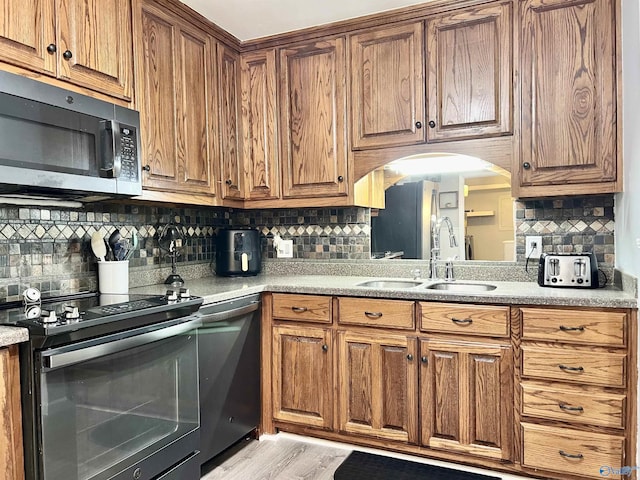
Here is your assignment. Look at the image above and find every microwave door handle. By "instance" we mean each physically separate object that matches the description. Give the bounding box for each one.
[100,120,122,178]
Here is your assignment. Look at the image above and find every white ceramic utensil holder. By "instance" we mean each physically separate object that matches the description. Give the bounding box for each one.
[98,260,129,294]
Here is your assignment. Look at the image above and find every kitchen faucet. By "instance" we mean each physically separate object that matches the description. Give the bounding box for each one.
[429,216,458,280]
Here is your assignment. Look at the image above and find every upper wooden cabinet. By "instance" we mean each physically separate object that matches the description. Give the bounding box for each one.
[134,0,217,196]
[517,0,620,197]
[0,0,133,101]
[350,22,425,150]
[279,38,349,198]
[240,49,280,200]
[218,43,244,200]
[426,1,513,142]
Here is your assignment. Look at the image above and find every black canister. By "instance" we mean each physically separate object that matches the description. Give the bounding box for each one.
[215,228,262,276]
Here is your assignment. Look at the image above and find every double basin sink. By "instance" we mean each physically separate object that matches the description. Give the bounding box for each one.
[356,279,497,293]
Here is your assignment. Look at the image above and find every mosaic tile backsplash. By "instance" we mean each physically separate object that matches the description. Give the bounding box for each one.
[0,194,615,301]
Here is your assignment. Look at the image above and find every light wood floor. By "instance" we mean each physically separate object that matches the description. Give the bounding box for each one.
[200,433,532,480]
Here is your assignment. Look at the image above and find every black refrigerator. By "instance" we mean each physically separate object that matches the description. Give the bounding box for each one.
[371,180,437,260]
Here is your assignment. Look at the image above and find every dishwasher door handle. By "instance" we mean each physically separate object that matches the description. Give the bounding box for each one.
[199,301,260,323]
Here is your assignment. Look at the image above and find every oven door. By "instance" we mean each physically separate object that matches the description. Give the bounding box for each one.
[33,317,200,480]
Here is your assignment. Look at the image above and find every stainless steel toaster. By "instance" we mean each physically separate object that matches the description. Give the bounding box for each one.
[537,252,599,288]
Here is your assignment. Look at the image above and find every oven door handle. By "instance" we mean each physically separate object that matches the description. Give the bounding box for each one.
[41,318,200,370]
[198,301,260,323]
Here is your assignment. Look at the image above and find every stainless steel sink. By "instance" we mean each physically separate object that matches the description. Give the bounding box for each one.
[426,282,497,292]
[356,280,424,289]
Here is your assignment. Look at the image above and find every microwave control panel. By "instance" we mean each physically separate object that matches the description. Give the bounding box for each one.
[120,126,138,181]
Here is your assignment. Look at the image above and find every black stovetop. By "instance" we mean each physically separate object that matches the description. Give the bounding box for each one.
[0,291,203,349]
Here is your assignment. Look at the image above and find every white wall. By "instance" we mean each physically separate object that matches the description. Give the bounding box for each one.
[618,0,640,468]
[618,0,640,278]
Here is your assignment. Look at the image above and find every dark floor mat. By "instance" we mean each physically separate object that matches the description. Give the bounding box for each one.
[334,451,501,480]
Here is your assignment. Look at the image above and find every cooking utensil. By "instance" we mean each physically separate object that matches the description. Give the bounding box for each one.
[124,231,138,261]
[108,229,121,260]
[91,231,107,262]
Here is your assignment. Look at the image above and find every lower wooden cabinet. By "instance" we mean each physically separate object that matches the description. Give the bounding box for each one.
[0,346,24,480]
[337,330,418,443]
[272,324,333,428]
[265,296,636,480]
[420,338,513,460]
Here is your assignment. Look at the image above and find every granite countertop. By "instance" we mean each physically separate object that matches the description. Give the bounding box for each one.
[130,274,638,309]
[0,326,29,348]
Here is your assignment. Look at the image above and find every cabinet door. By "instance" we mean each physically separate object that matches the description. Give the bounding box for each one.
[426,2,512,141]
[0,0,55,74]
[420,338,513,460]
[272,325,333,429]
[56,0,133,100]
[350,22,425,149]
[338,331,418,443]
[135,1,215,195]
[218,43,244,199]
[241,49,280,200]
[519,0,618,193]
[279,39,348,198]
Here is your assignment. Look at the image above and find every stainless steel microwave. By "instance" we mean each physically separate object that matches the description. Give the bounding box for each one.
[0,70,142,201]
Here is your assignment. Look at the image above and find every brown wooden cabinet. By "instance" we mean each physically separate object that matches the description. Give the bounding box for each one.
[134,0,217,196]
[279,38,349,198]
[240,49,280,200]
[0,0,133,101]
[272,325,333,429]
[218,43,244,200]
[350,22,425,150]
[517,0,621,197]
[0,346,24,480]
[425,1,512,142]
[419,338,513,460]
[337,330,418,443]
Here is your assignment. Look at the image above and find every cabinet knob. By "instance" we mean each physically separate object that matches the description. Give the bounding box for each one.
[47,44,57,54]
[406,354,413,361]
[142,165,151,172]
[420,356,428,364]
[225,179,233,186]
[415,121,422,129]
[62,50,73,60]
[428,120,436,128]
[322,344,328,352]
[337,175,344,182]
[523,162,531,170]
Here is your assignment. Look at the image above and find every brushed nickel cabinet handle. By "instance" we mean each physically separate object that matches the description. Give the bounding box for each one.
[322,344,328,352]
[420,356,428,364]
[559,450,583,459]
[451,318,473,325]
[559,364,584,372]
[291,306,307,313]
[558,403,584,412]
[559,325,585,332]
[364,311,383,319]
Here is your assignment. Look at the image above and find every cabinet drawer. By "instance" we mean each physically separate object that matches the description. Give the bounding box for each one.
[521,308,626,346]
[521,382,625,428]
[521,346,626,387]
[338,297,414,329]
[272,294,331,323]
[419,302,509,337]
[522,423,624,479]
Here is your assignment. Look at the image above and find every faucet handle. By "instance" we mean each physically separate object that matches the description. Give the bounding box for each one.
[411,268,422,280]
[445,259,455,281]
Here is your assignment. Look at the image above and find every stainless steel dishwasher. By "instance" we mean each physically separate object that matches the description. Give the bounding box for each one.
[197,293,261,465]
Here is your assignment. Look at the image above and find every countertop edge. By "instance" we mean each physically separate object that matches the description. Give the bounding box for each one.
[0,326,29,348]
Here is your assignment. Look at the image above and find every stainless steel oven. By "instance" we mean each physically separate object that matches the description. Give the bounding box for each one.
[34,317,199,480]
[1,291,203,480]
